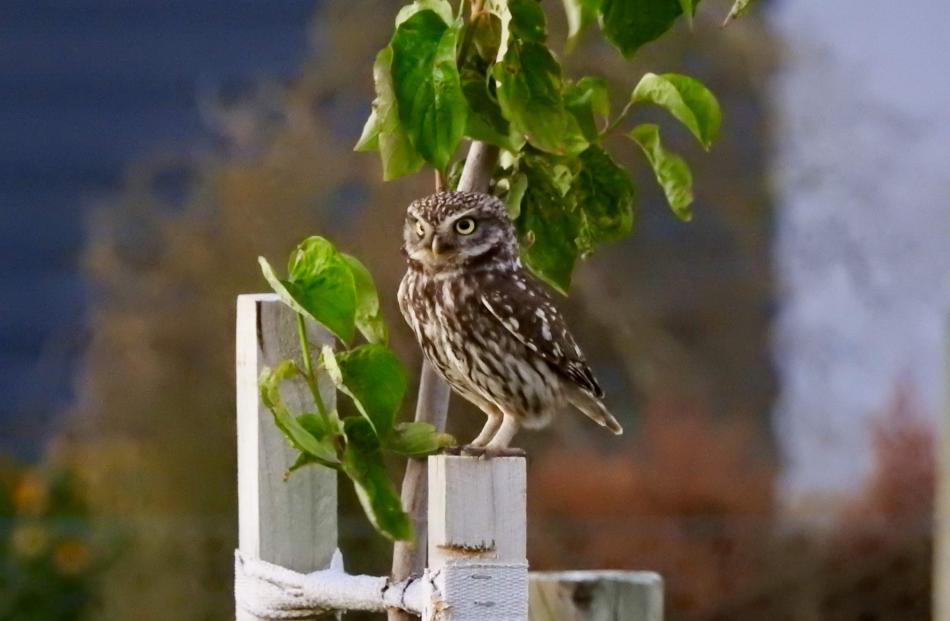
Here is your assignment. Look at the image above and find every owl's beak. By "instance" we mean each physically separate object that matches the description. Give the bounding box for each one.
[431,235,453,257]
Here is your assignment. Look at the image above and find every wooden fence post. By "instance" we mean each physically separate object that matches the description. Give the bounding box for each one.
[425,455,529,620]
[529,571,663,621]
[235,294,338,620]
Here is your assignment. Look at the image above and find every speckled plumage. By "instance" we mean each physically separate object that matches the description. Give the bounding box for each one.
[397,191,622,451]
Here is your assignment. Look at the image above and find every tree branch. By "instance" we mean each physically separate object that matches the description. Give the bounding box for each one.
[387,140,499,621]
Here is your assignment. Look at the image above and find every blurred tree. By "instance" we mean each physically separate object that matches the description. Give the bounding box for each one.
[529,395,777,618]
[55,1,775,619]
[530,383,935,621]
[0,458,109,621]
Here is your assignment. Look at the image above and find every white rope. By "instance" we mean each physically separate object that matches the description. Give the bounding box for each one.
[234,550,424,619]
[423,559,529,621]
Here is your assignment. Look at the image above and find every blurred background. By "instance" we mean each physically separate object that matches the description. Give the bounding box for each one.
[1,0,946,619]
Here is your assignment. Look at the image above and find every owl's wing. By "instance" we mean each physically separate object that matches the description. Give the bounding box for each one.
[479,273,604,398]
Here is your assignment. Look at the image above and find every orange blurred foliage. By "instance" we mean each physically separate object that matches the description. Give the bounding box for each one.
[530,396,776,617]
[530,382,935,621]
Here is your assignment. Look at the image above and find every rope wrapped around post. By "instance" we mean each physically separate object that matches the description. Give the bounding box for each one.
[234,549,425,618]
[234,550,531,620]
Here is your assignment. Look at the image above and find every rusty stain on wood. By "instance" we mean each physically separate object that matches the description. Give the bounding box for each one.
[436,541,496,554]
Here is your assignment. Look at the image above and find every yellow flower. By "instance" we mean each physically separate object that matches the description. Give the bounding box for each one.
[54,539,92,575]
[13,472,49,516]
[10,524,50,559]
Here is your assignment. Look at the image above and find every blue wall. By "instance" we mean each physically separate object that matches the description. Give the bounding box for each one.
[0,0,316,454]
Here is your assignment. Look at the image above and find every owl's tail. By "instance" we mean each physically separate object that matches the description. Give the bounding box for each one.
[567,388,623,435]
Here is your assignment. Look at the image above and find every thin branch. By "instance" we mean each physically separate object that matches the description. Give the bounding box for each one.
[604,98,636,135]
[388,141,499,621]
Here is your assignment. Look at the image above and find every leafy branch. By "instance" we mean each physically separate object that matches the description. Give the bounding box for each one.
[255,0,758,546]
[258,237,455,540]
[358,0,749,293]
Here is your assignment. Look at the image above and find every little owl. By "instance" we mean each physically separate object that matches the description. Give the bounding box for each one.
[397,191,622,456]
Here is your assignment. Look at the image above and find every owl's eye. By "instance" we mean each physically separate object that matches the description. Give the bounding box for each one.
[454,217,477,235]
[414,220,426,237]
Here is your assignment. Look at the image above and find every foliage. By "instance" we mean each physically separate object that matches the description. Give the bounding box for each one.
[357,0,750,291]
[529,385,934,621]
[0,460,109,621]
[259,237,454,540]
[530,395,776,617]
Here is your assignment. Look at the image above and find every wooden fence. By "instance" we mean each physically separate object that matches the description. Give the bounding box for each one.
[234,294,662,620]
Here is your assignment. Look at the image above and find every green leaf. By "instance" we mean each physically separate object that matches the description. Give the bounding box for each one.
[723,0,754,26]
[679,0,699,27]
[391,11,467,170]
[288,452,320,474]
[340,254,388,344]
[298,413,343,439]
[504,171,528,219]
[513,147,636,290]
[386,422,455,457]
[561,0,601,49]
[445,158,466,190]
[321,344,407,438]
[574,146,635,244]
[631,72,721,149]
[260,236,357,343]
[287,414,344,472]
[484,0,513,62]
[259,364,341,466]
[259,359,298,410]
[342,417,413,541]
[460,65,524,152]
[600,0,690,58]
[494,41,588,157]
[355,109,381,152]
[516,154,582,293]
[394,0,454,27]
[564,77,610,143]
[508,0,547,42]
[356,47,425,180]
[470,11,503,62]
[628,123,694,221]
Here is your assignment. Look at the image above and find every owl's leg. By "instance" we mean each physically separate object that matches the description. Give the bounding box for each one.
[468,410,503,448]
[476,415,525,457]
[485,415,519,449]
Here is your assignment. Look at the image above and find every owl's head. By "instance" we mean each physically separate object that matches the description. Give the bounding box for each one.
[403,191,517,271]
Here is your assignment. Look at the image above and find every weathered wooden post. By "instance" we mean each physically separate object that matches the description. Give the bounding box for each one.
[426,455,529,620]
[235,294,338,620]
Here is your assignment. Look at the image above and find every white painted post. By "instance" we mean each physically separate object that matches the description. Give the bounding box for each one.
[425,455,529,620]
[235,294,338,620]
[529,571,664,621]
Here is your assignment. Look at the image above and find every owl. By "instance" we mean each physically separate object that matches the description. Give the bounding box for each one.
[397,191,622,456]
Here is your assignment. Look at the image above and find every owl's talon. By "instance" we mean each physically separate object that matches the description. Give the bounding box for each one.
[461,445,526,459]
[460,445,486,457]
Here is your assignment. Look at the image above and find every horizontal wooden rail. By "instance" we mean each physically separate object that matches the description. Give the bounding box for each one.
[530,571,663,621]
